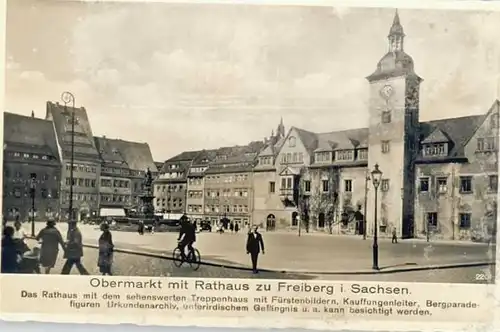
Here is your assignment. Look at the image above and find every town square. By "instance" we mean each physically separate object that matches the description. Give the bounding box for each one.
[1,1,498,283]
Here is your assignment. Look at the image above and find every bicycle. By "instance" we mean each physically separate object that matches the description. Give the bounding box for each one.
[172,243,201,271]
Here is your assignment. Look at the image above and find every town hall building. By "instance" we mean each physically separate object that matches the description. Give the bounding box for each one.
[154,11,498,240]
[251,11,498,240]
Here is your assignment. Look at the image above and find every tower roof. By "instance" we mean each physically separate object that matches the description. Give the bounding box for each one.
[389,10,405,36]
[367,10,421,82]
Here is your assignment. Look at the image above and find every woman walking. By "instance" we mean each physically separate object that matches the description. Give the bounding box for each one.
[98,223,114,276]
[36,220,65,274]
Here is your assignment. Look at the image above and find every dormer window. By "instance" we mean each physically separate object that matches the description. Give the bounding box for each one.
[336,150,354,161]
[112,148,119,154]
[357,148,368,160]
[423,143,447,156]
[259,156,273,165]
[288,136,296,147]
[381,110,392,124]
[315,152,331,163]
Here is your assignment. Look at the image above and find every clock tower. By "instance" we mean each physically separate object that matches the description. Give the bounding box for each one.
[365,10,422,239]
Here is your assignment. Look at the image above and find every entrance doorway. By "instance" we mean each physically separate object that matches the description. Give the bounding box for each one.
[266,214,276,231]
[79,209,89,222]
[318,212,325,228]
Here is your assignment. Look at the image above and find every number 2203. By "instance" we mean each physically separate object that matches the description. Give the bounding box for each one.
[475,273,490,281]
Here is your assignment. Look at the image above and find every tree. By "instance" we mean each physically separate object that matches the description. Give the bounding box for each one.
[297,167,310,234]
[303,167,339,234]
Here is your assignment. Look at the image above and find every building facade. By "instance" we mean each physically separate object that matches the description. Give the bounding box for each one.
[251,11,498,239]
[203,148,260,228]
[3,103,157,222]
[159,12,498,241]
[414,103,499,240]
[154,152,195,215]
[105,138,157,210]
[46,102,101,220]
[94,136,132,215]
[3,112,62,221]
[186,151,212,220]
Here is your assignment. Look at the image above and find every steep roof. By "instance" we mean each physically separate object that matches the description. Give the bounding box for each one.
[154,161,164,170]
[293,127,318,153]
[421,128,451,144]
[104,138,157,172]
[166,150,202,162]
[419,114,485,158]
[191,149,218,166]
[258,144,275,156]
[315,128,369,152]
[3,112,60,161]
[94,136,126,165]
[45,101,99,159]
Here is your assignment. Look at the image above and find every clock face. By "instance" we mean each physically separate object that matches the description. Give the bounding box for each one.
[380,85,393,100]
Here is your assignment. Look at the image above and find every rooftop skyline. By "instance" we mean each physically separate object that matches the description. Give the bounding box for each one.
[5,1,500,160]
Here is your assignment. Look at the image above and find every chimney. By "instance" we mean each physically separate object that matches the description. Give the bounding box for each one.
[31,110,35,118]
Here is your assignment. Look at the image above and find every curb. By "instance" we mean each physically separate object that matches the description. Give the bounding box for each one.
[79,242,496,276]
[26,237,494,275]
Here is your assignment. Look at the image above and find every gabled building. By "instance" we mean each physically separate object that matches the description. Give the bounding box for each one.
[3,112,62,221]
[104,139,157,209]
[251,11,498,240]
[414,104,499,240]
[94,136,132,216]
[46,102,101,220]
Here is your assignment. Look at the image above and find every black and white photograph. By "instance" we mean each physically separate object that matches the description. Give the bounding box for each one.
[1,0,498,286]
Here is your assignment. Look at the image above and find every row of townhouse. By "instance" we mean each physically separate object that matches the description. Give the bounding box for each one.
[3,102,157,222]
[154,142,265,228]
[153,12,498,240]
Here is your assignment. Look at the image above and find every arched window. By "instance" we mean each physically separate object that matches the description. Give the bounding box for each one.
[289,136,296,147]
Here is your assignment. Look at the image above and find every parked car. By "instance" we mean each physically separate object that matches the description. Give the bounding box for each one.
[199,220,212,232]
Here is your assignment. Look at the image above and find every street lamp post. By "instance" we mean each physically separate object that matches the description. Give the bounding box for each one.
[363,174,370,240]
[371,164,383,271]
[62,91,76,229]
[30,173,37,237]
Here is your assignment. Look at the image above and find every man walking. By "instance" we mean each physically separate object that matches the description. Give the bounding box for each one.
[61,221,89,275]
[246,225,265,274]
[354,205,364,235]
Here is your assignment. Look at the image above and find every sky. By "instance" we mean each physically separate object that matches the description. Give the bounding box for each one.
[5,0,500,161]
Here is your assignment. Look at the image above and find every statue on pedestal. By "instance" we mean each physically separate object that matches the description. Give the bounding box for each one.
[143,167,153,192]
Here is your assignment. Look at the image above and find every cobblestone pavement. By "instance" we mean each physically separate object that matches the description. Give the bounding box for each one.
[25,242,313,279]
[28,222,494,273]
[22,239,493,283]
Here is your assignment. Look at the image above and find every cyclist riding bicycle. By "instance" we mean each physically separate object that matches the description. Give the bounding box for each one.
[177,215,196,261]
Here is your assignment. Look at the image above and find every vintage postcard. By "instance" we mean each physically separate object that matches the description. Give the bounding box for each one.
[0,0,499,330]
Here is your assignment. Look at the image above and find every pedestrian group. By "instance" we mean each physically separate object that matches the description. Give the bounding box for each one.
[1,219,115,276]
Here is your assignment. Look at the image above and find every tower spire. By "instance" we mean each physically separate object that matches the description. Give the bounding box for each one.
[388,9,405,52]
[276,117,285,138]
